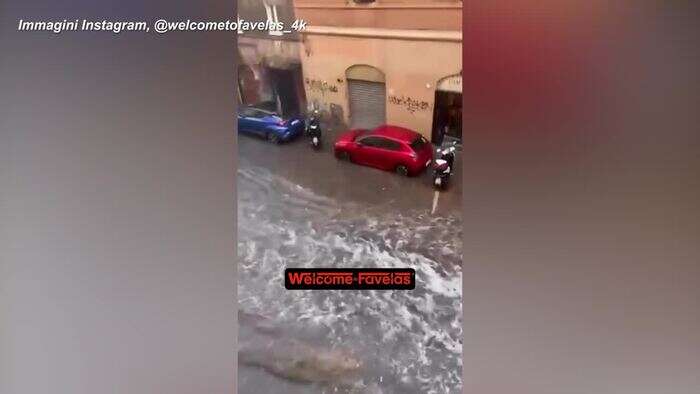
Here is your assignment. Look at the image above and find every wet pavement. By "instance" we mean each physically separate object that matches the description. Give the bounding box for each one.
[237,129,463,394]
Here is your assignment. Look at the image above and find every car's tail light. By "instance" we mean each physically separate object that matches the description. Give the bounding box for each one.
[409,151,417,159]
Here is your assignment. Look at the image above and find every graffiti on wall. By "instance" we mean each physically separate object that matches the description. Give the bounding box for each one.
[388,95,431,114]
[308,100,347,131]
[305,78,339,96]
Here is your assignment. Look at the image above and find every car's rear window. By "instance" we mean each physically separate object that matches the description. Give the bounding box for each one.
[243,107,279,119]
[410,135,428,151]
[354,129,370,139]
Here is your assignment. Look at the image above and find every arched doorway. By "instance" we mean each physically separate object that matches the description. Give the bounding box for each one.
[345,65,386,129]
[238,65,259,105]
[431,73,462,145]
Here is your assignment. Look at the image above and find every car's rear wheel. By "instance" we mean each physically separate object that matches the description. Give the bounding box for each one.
[267,132,280,144]
[396,165,409,177]
[336,150,350,161]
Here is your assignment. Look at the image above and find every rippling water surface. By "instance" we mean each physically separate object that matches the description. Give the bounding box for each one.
[238,166,463,394]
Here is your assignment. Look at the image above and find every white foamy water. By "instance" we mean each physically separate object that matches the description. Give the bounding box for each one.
[238,167,462,394]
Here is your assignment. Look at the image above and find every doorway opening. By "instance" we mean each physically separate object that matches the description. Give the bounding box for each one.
[267,66,303,118]
[431,90,462,146]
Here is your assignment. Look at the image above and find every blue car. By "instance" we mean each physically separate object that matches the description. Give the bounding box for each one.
[237,106,305,143]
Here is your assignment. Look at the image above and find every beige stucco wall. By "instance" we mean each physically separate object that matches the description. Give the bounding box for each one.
[294,0,462,31]
[299,32,461,138]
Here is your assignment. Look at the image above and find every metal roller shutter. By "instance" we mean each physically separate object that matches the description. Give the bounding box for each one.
[347,79,386,129]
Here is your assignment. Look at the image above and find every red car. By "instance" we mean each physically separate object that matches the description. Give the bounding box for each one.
[334,125,433,176]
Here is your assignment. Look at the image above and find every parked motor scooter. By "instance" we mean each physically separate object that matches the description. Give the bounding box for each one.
[306,111,322,150]
[432,142,457,190]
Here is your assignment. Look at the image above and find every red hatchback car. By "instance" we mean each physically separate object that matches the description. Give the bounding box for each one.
[334,125,433,176]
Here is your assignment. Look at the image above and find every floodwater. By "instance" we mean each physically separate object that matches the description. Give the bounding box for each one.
[237,145,463,394]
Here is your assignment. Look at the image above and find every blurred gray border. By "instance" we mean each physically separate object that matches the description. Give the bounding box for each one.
[1,1,239,392]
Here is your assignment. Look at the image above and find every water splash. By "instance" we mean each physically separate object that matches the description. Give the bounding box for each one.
[238,167,462,394]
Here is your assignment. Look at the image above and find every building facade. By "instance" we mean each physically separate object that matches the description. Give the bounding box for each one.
[238,0,306,117]
[294,0,462,143]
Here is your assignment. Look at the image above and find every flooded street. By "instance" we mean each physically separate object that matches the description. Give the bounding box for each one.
[237,135,463,394]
